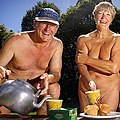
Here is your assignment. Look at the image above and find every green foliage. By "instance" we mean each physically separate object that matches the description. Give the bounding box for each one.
[57,0,96,107]
[60,6,79,22]
[21,0,120,109]
[57,0,120,108]
[110,8,120,33]
[0,24,13,48]
[0,0,120,110]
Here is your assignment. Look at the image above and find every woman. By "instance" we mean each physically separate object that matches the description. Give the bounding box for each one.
[76,1,120,112]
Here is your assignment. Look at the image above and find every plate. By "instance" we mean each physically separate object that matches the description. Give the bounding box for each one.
[79,112,120,119]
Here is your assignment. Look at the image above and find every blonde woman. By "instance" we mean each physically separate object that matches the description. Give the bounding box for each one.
[76,1,120,112]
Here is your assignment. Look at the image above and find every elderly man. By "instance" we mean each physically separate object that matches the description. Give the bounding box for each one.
[0,8,63,115]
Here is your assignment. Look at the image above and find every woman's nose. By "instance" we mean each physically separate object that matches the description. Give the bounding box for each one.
[101,14,105,19]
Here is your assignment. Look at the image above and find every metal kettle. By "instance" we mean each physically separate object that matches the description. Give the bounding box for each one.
[0,79,51,115]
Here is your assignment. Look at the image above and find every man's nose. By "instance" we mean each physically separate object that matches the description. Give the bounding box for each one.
[44,24,50,30]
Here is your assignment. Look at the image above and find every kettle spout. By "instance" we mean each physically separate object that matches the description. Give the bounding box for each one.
[34,95,52,109]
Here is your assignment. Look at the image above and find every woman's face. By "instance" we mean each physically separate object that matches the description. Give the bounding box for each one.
[95,8,113,30]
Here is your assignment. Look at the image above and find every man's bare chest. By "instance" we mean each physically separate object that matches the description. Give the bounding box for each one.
[11,46,53,70]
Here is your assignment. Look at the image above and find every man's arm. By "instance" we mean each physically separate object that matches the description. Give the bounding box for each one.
[28,40,63,95]
[47,40,63,84]
[0,35,17,78]
[0,36,15,67]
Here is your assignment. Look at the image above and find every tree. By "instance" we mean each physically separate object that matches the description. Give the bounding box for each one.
[77,0,112,5]
[21,0,120,110]
[57,0,120,109]
[110,8,120,33]
[0,24,13,48]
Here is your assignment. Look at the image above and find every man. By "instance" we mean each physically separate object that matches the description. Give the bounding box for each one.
[0,8,63,115]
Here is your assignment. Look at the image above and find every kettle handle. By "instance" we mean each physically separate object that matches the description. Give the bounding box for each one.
[0,73,9,86]
[5,74,9,81]
[34,95,52,109]
[3,72,9,82]
[35,88,42,97]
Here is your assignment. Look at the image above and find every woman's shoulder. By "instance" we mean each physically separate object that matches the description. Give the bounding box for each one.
[77,31,95,43]
[114,33,120,37]
[78,31,95,38]
[112,33,120,42]
[78,33,89,39]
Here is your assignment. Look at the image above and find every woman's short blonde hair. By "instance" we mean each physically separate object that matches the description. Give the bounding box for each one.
[93,1,116,19]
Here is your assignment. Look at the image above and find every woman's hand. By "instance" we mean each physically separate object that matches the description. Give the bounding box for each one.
[89,80,96,91]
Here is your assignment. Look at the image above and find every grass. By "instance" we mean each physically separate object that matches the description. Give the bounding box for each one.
[11,112,37,115]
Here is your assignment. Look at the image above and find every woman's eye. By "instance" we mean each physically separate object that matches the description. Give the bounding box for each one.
[98,12,102,14]
[107,13,110,16]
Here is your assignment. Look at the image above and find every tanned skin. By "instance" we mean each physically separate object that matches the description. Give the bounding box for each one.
[0,21,63,115]
[76,5,120,112]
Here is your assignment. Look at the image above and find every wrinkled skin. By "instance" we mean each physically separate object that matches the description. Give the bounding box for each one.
[76,7,120,112]
[0,21,63,115]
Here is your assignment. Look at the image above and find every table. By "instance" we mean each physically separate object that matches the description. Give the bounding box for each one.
[0,115,47,120]
[0,115,120,120]
[0,116,82,120]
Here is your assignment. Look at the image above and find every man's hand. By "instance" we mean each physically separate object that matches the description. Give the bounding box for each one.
[0,66,11,79]
[75,50,89,64]
[39,73,49,95]
[34,73,49,95]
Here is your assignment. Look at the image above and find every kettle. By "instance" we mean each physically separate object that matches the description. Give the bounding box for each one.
[0,79,51,115]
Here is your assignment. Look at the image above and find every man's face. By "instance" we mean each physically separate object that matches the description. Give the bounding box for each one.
[34,21,58,42]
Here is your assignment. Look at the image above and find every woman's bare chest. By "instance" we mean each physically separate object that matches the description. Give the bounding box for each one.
[88,39,115,60]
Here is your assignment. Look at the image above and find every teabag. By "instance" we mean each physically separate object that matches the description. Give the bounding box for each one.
[89,80,96,91]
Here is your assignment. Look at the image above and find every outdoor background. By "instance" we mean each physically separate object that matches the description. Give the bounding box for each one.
[0,0,120,32]
[0,0,120,113]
